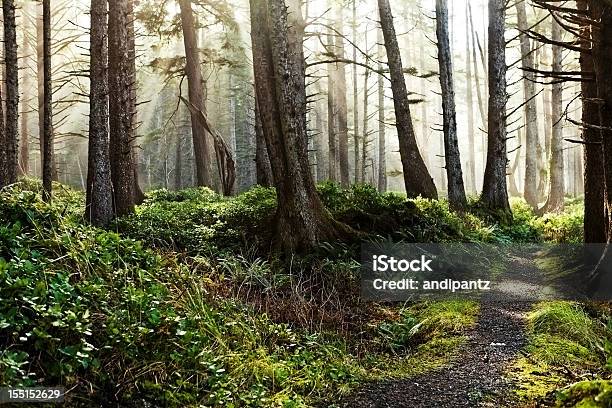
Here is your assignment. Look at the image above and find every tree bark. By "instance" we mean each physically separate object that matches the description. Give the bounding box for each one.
[362,69,370,185]
[352,0,360,184]
[19,1,30,176]
[254,98,273,186]
[578,0,606,243]
[249,0,349,251]
[516,0,540,208]
[543,16,565,213]
[436,0,467,210]
[588,1,612,297]
[465,3,476,194]
[334,8,350,187]
[378,0,437,199]
[327,28,337,183]
[3,0,19,186]
[86,0,113,226]
[42,0,53,201]
[480,0,510,211]
[377,27,387,192]
[179,0,213,188]
[109,0,136,215]
[128,0,145,203]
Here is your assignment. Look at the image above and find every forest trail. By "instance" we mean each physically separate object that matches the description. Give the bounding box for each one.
[343,252,543,408]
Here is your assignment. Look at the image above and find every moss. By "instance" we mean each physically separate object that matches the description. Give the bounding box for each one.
[509,356,566,401]
[555,380,612,407]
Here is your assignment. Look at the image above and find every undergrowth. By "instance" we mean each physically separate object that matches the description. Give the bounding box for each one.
[0,182,478,407]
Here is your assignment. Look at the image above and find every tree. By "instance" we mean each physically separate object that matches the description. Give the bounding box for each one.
[465,3,476,194]
[588,0,612,296]
[86,0,113,226]
[128,0,145,204]
[333,7,350,187]
[542,16,565,213]
[19,0,31,176]
[480,0,510,212]
[578,0,606,243]
[249,0,349,250]
[42,0,53,201]
[254,99,273,186]
[178,0,213,188]
[516,0,540,208]
[3,0,19,186]
[109,0,137,215]
[352,0,359,184]
[377,0,437,199]
[377,27,387,193]
[435,0,467,210]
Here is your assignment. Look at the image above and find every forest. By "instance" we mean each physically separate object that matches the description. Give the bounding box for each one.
[1,0,612,406]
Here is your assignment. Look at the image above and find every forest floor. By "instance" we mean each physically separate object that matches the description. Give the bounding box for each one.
[343,251,543,408]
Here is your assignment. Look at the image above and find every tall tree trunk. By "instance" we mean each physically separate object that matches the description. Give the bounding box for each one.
[37,0,56,182]
[19,1,30,176]
[109,0,136,215]
[377,28,387,192]
[362,69,370,185]
[543,17,565,213]
[41,0,53,201]
[3,0,19,185]
[127,0,145,203]
[465,3,476,195]
[377,0,437,199]
[327,28,337,183]
[249,0,349,251]
[175,132,183,191]
[436,0,467,210]
[334,9,350,187]
[179,0,213,188]
[578,0,605,242]
[480,0,510,211]
[86,0,113,226]
[352,0,359,184]
[516,0,539,208]
[588,1,612,296]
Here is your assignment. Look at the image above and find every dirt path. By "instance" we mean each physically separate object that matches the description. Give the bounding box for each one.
[342,253,541,408]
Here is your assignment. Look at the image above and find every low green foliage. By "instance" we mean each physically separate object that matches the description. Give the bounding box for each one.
[511,301,612,404]
[555,380,612,407]
[0,183,480,407]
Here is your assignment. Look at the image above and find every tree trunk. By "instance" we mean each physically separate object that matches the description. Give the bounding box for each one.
[588,1,612,297]
[37,0,56,182]
[334,9,350,187]
[327,28,337,183]
[86,0,113,226]
[127,0,145,203]
[465,3,476,195]
[436,0,467,210]
[3,0,19,186]
[543,17,565,213]
[577,0,606,243]
[377,0,437,199]
[42,0,53,201]
[109,0,136,215]
[516,0,539,208]
[377,28,387,192]
[480,0,510,211]
[175,132,183,191]
[249,0,349,251]
[179,0,213,188]
[362,69,370,185]
[254,98,273,186]
[352,0,359,184]
[19,1,30,176]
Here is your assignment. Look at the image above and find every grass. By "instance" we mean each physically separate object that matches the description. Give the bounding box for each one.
[509,301,611,405]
